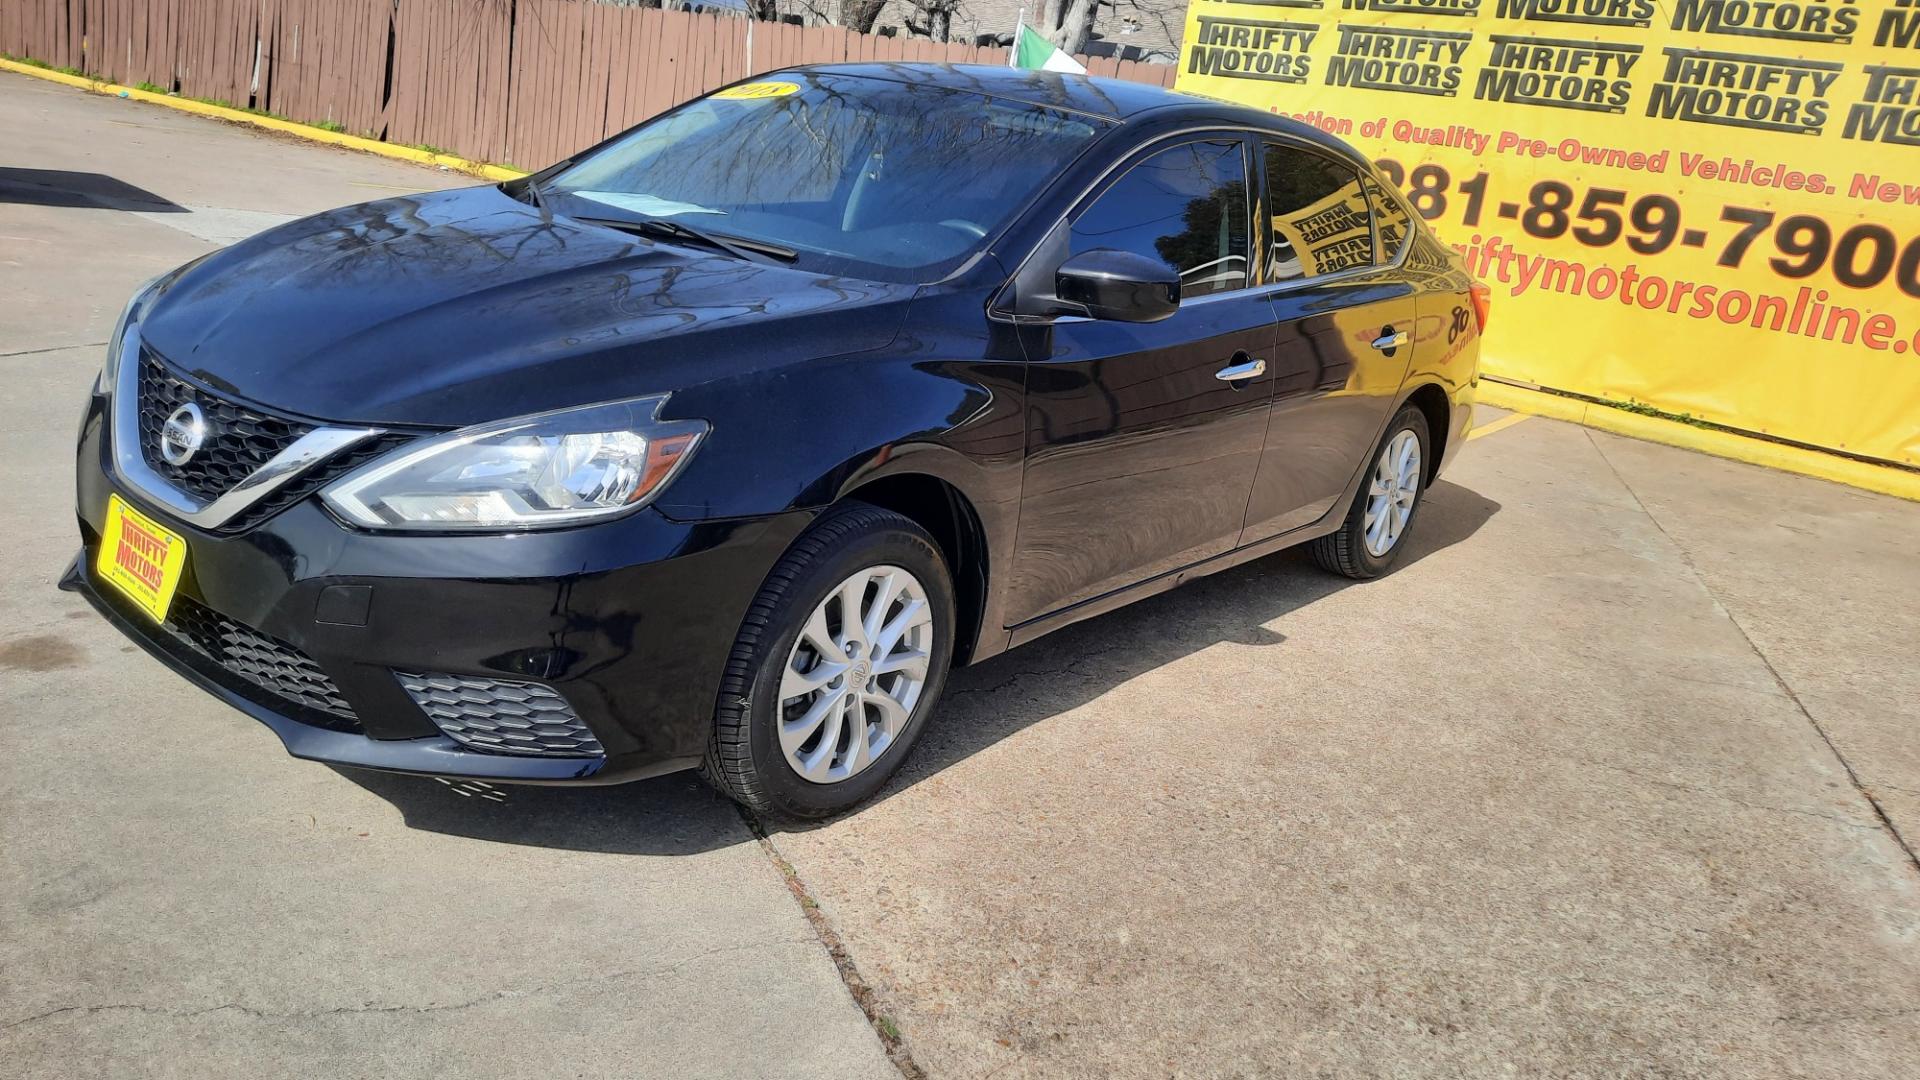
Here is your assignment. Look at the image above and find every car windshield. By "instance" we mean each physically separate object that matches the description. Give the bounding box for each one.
[541,72,1106,282]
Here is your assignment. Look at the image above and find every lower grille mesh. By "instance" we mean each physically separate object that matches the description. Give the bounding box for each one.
[397,672,603,757]
[166,597,360,728]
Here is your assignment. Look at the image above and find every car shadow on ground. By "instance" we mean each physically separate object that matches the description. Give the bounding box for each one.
[338,764,751,855]
[337,480,1500,854]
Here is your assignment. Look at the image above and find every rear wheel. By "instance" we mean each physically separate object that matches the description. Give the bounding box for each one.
[1309,405,1430,579]
[704,503,955,819]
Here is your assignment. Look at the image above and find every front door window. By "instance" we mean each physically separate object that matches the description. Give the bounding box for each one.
[1069,141,1250,299]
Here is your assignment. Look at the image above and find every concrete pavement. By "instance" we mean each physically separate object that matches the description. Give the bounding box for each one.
[773,413,1920,1077]
[5,69,1919,1079]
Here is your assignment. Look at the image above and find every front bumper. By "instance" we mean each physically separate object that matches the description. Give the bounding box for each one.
[71,392,809,784]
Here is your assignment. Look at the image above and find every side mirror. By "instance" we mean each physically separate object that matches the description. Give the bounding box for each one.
[1054,249,1180,323]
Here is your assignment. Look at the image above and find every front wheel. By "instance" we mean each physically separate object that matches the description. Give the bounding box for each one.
[704,503,955,819]
[1309,404,1431,579]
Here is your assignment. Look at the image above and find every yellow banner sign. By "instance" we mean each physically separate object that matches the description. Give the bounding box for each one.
[1179,0,1920,467]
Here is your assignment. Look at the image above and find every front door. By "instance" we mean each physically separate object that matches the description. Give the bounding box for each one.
[1241,144,1420,543]
[1007,137,1274,626]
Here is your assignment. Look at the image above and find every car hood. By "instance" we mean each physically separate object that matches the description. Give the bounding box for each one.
[138,186,918,428]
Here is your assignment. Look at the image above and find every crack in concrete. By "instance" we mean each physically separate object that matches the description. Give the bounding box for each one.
[0,940,808,1034]
[740,808,923,1080]
[1,340,108,360]
[1583,429,1920,878]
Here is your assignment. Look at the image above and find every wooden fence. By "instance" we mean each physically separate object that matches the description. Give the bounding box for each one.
[0,0,1177,169]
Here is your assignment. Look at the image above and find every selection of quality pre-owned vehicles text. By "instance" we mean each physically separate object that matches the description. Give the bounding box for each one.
[69,65,1485,817]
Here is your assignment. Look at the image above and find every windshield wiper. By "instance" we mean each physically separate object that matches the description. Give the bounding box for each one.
[573,215,797,264]
[502,178,548,210]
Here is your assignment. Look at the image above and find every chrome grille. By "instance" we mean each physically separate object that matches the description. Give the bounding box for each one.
[221,431,415,534]
[137,350,313,503]
[397,672,603,757]
[166,596,359,729]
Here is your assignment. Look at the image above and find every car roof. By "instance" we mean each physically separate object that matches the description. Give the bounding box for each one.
[788,63,1356,157]
[795,63,1180,120]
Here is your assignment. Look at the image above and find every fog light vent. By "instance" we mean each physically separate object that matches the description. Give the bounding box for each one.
[396,672,604,757]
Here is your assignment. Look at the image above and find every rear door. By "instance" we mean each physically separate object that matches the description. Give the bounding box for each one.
[1006,136,1275,625]
[1240,144,1423,543]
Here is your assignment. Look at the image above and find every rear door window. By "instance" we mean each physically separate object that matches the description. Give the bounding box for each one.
[1261,143,1375,283]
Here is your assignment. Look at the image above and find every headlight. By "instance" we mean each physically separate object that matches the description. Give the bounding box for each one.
[97,275,165,394]
[321,395,707,531]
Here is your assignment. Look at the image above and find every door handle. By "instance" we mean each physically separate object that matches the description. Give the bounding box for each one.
[1214,357,1266,382]
[1371,328,1410,351]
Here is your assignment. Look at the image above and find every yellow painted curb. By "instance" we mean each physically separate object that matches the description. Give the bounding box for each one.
[0,57,525,181]
[1478,381,1920,503]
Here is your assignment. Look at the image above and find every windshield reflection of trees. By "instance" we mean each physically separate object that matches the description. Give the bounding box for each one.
[553,75,1103,268]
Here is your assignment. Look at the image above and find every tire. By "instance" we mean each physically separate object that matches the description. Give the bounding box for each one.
[703,502,956,819]
[1309,404,1432,580]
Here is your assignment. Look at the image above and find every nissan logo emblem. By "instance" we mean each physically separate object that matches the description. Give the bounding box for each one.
[159,402,208,466]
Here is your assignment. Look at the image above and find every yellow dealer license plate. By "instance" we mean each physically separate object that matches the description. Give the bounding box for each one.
[97,494,188,623]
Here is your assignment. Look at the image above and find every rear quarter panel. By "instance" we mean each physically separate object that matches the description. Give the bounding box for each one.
[1403,232,1483,476]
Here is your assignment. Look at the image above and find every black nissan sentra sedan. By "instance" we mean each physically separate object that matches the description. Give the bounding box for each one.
[68,65,1485,817]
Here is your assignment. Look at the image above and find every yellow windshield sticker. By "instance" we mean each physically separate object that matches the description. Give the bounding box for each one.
[713,81,799,101]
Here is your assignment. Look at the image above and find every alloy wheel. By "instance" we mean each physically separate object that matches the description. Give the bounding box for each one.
[777,565,934,784]
[1363,429,1421,557]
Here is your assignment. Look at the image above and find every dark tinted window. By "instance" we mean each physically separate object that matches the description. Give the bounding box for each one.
[1262,144,1373,281]
[1070,141,1249,298]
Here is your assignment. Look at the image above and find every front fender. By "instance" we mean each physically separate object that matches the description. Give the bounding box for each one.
[650,281,1030,663]
[650,351,1012,520]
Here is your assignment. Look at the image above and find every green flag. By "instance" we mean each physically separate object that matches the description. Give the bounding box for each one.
[1012,23,1087,74]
